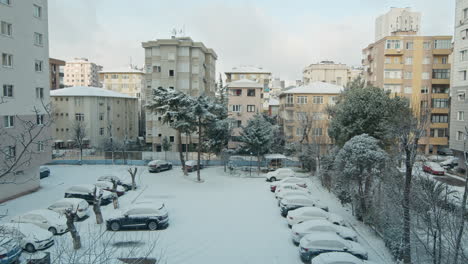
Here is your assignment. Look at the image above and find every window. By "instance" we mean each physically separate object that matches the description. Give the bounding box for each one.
[33,4,42,18]
[405,57,413,65]
[431,114,448,123]
[35,87,44,99]
[2,84,13,97]
[384,84,401,93]
[153,65,161,72]
[296,128,303,136]
[169,136,174,142]
[2,53,12,67]
[421,86,429,94]
[297,96,307,104]
[462,50,468,62]
[423,57,431,64]
[458,111,465,121]
[169,70,174,77]
[464,8,468,20]
[457,131,464,141]
[286,94,294,105]
[329,96,338,105]
[37,141,44,152]
[75,113,84,121]
[421,101,428,109]
[384,70,402,79]
[1,21,12,36]
[247,105,256,112]
[404,87,412,94]
[430,128,448,138]
[432,98,449,108]
[432,85,449,94]
[237,120,242,127]
[462,29,468,39]
[99,113,104,121]
[404,72,413,79]
[0,0,11,5]
[99,128,104,135]
[423,42,431,49]
[313,96,323,104]
[394,57,400,64]
[458,92,466,101]
[434,39,451,49]
[385,39,401,49]
[422,72,430,80]
[313,128,323,136]
[312,112,324,120]
[232,89,242,96]
[296,112,307,121]
[247,89,256,96]
[231,105,241,112]
[385,57,391,64]
[6,146,15,159]
[441,57,448,64]
[36,114,44,125]
[35,60,43,72]
[406,41,414,50]
[432,69,450,79]
[3,115,14,128]
[34,32,43,46]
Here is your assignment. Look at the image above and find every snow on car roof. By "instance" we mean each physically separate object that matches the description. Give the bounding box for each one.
[95,181,113,188]
[66,184,96,193]
[1,222,47,235]
[312,252,364,264]
[302,231,344,244]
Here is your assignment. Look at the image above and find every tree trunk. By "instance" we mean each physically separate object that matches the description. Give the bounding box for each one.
[257,154,261,174]
[197,118,201,182]
[452,167,468,264]
[177,130,187,175]
[403,149,413,264]
[65,212,81,250]
[111,180,119,209]
[128,167,137,191]
[80,146,83,163]
[93,190,103,224]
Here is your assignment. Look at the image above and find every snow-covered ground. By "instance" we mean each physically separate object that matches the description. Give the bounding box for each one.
[0,165,396,264]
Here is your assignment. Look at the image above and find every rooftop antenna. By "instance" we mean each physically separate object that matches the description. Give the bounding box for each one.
[129,56,133,68]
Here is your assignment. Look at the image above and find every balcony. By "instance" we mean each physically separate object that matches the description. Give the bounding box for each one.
[432,79,450,85]
[419,137,448,146]
[431,108,449,114]
[433,49,452,55]
[431,93,449,99]
[384,64,404,70]
[430,122,449,129]
[384,49,404,55]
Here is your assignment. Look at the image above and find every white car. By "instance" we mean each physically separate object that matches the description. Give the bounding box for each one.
[47,198,90,220]
[299,232,368,262]
[98,175,133,191]
[270,177,307,192]
[311,252,374,264]
[10,209,68,235]
[292,219,358,245]
[275,183,307,196]
[265,168,295,182]
[287,207,345,226]
[276,189,312,201]
[95,181,126,196]
[280,196,329,216]
[0,223,54,252]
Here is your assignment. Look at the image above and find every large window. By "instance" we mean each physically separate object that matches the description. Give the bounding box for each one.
[312,112,324,120]
[384,84,401,93]
[296,112,307,121]
[231,105,241,112]
[423,42,431,50]
[1,21,12,36]
[33,4,42,18]
[36,87,44,99]
[430,128,448,138]
[3,115,14,128]
[312,96,323,104]
[247,89,255,96]
[431,114,448,123]
[431,98,449,108]
[386,39,402,49]
[313,128,323,136]
[232,89,242,96]
[34,32,43,46]
[405,57,413,65]
[406,42,414,50]
[432,85,449,94]
[246,105,256,112]
[457,111,465,121]
[297,96,307,104]
[35,60,43,72]
[2,84,13,97]
[432,69,450,79]
[461,50,468,62]
[457,131,464,141]
[2,53,12,67]
[75,113,85,121]
[404,71,413,79]
[434,39,451,49]
[286,94,294,105]
[384,70,402,79]
[36,114,44,125]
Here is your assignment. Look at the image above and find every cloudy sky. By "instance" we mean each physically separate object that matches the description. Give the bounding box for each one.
[49,0,455,82]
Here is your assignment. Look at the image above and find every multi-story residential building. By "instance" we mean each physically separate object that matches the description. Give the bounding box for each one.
[375,7,421,41]
[64,58,102,87]
[51,86,138,149]
[99,67,146,136]
[450,0,468,157]
[227,79,263,148]
[363,32,452,153]
[302,61,358,87]
[278,82,343,153]
[0,0,51,202]
[142,36,217,152]
[49,58,65,90]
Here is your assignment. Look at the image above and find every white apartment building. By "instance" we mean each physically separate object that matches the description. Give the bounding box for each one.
[142,36,217,152]
[303,61,359,87]
[0,0,51,202]
[64,58,103,87]
[375,7,421,41]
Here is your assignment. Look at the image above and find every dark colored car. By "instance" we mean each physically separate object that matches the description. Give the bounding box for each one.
[64,184,114,205]
[106,204,169,231]
[0,237,21,264]
[39,166,50,179]
[148,160,172,173]
[185,160,204,172]
[437,148,453,156]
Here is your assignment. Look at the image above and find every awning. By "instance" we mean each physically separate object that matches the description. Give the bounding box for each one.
[54,140,63,143]
[67,140,75,142]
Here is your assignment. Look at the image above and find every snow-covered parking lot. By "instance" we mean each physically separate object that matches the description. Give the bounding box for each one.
[1,165,396,264]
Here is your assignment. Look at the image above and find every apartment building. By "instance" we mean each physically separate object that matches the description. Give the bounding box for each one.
[51,86,138,149]
[375,7,421,41]
[227,79,264,148]
[450,0,468,156]
[363,32,452,153]
[142,36,217,152]
[278,82,343,153]
[302,61,360,87]
[49,58,65,90]
[0,0,51,202]
[64,58,102,87]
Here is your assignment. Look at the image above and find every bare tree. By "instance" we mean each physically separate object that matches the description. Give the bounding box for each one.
[71,120,87,163]
[127,167,138,191]
[64,207,81,250]
[110,178,120,209]
[92,187,104,224]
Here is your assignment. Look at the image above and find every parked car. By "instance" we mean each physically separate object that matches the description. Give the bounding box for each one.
[94,181,126,196]
[276,189,312,201]
[10,209,68,235]
[270,177,307,192]
[440,157,459,169]
[39,166,50,179]
[280,196,329,217]
[291,219,358,245]
[287,207,345,227]
[311,252,374,264]
[275,183,307,195]
[0,237,21,264]
[106,204,169,231]
[265,168,295,182]
[47,198,90,220]
[423,162,445,176]
[148,160,172,173]
[299,232,368,262]
[0,223,54,252]
[97,175,133,191]
[437,148,453,156]
[185,160,204,172]
[64,184,114,205]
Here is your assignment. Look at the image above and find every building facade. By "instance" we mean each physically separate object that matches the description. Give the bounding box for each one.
[49,58,65,90]
[64,58,102,87]
[302,61,359,87]
[0,0,51,202]
[278,82,343,153]
[51,86,138,149]
[363,33,452,153]
[142,37,217,152]
[375,7,421,41]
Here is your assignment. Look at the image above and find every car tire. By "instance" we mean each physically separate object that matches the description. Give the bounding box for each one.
[155,168,160,173]
[25,243,36,253]
[48,227,57,235]
[271,177,277,181]
[110,221,121,231]
[168,165,172,170]
[147,221,158,230]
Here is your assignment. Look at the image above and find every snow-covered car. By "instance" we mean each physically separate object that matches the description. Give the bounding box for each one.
[440,157,459,169]
[0,223,54,252]
[39,166,50,179]
[95,181,126,196]
[423,162,445,175]
[148,160,172,173]
[275,183,307,196]
[291,219,358,245]
[276,189,312,201]
[0,237,21,264]
[270,177,307,192]
[311,252,374,264]
[10,209,68,235]
[287,207,345,226]
[185,160,204,172]
[280,196,329,216]
[265,168,295,182]
[299,232,368,262]
[437,148,453,156]
[64,184,114,205]
[106,204,169,231]
[97,175,133,191]
[47,198,90,220]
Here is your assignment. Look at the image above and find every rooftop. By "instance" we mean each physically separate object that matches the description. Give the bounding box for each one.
[50,86,136,99]
[280,82,343,96]
[225,66,271,74]
[226,79,263,88]
[100,66,144,74]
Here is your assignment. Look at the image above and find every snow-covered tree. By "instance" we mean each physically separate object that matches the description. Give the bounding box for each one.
[71,120,87,163]
[161,136,171,160]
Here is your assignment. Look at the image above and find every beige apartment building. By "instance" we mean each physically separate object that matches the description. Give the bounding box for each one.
[51,86,138,149]
[227,79,264,148]
[362,33,452,153]
[64,58,102,87]
[303,61,361,87]
[142,36,217,152]
[278,82,343,153]
[49,58,65,90]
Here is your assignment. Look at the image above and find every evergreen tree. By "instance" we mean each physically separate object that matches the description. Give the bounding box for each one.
[239,114,274,171]
[161,136,172,160]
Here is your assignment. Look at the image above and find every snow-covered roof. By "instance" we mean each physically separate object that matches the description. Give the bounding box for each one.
[227,79,263,88]
[99,67,144,74]
[281,82,343,95]
[225,66,271,74]
[268,98,280,106]
[50,86,135,99]
[265,154,286,159]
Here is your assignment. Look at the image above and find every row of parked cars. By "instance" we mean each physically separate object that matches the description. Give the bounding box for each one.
[148,159,204,173]
[267,171,374,263]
